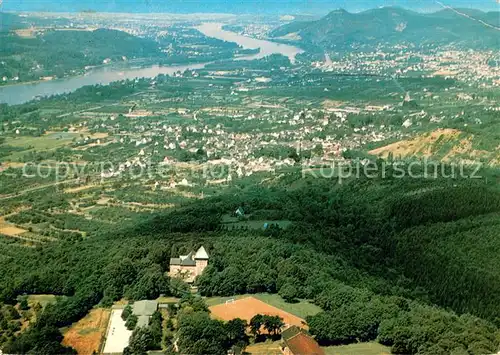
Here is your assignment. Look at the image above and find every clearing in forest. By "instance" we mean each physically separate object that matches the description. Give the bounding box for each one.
[0,216,27,236]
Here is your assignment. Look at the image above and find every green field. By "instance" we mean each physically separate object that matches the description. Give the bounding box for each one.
[323,342,391,355]
[3,132,78,160]
[205,293,322,319]
[26,294,59,307]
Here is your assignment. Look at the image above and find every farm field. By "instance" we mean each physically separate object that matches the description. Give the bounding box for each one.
[206,293,321,319]
[209,296,308,329]
[62,308,110,355]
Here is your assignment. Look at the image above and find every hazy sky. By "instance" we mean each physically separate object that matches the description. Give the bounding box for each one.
[2,0,499,14]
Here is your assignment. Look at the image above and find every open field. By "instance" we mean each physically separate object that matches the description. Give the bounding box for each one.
[209,296,307,329]
[157,296,181,304]
[62,308,110,355]
[323,342,391,355]
[3,132,79,160]
[245,340,282,355]
[27,294,58,307]
[206,293,321,319]
[0,225,27,237]
[0,216,27,237]
[6,132,79,149]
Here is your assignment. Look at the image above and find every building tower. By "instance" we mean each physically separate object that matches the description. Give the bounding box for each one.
[194,246,209,277]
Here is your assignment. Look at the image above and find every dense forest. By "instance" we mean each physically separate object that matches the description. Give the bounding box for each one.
[0,164,499,353]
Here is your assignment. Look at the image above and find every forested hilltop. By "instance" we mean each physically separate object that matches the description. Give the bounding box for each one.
[271,7,500,50]
[1,167,500,354]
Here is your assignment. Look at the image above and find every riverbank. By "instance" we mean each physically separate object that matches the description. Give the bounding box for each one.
[0,24,303,105]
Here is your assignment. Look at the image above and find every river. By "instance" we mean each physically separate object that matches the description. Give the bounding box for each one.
[0,23,303,106]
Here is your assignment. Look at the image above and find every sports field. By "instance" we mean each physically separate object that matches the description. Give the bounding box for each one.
[206,293,321,319]
[209,296,307,329]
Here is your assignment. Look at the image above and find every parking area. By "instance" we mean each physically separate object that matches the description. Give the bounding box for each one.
[102,308,132,354]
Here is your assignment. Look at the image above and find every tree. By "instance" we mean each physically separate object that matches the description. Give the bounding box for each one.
[177,311,229,355]
[170,277,190,298]
[122,304,133,321]
[279,283,298,303]
[125,314,138,330]
[249,314,264,337]
[224,318,248,348]
[19,296,30,310]
[123,327,152,355]
[263,315,285,337]
[149,311,163,349]
[125,265,169,300]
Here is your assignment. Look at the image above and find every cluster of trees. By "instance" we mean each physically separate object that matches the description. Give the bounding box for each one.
[308,283,499,354]
[174,295,248,355]
[121,304,138,330]
[249,314,285,340]
[123,310,163,354]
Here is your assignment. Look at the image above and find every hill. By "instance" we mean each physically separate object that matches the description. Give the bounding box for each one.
[0,13,27,32]
[369,128,500,166]
[270,7,500,49]
[0,28,163,84]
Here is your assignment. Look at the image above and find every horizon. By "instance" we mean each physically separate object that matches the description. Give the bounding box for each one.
[2,0,499,15]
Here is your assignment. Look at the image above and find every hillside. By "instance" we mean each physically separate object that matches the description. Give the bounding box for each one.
[0,13,27,32]
[369,128,500,166]
[0,28,163,84]
[270,7,500,49]
[2,169,500,354]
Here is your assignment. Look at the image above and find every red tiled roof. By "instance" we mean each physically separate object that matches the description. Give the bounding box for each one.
[285,332,324,355]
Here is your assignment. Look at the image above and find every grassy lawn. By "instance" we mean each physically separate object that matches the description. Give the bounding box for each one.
[205,293,321,319]
[245,340,281,355]
[4,132,78,160]
[27,294,59,307]
[7,132,78,149]
[323,342,391,355]
[157,296,181,304]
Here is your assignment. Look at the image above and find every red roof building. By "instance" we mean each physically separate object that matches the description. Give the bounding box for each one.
[281,326,325,355]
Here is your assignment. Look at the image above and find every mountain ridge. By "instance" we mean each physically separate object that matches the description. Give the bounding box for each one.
[270,6,500,49]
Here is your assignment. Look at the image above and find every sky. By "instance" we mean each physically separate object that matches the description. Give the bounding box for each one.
[1,0,499,14]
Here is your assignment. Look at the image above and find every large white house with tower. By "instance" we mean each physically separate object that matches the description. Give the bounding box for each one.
[168,246,209,283]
